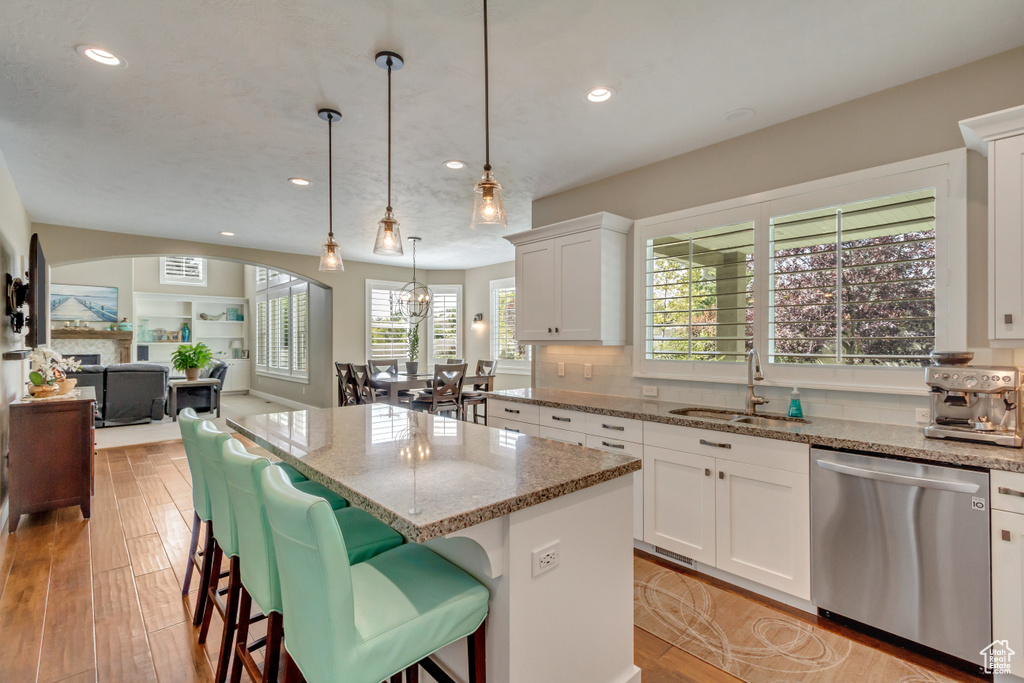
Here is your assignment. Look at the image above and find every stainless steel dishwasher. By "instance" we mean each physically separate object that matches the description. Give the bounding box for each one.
[811,448,991,667]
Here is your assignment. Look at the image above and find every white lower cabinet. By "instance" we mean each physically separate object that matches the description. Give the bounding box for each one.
[643,446,716,565]
[992,471,1024,680]
[586,435,645,542]
[538,425,586,445]
[486,415,540,437]
[222,359,250,392]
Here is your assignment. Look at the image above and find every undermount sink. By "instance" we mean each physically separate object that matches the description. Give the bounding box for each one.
[668,407,809,428]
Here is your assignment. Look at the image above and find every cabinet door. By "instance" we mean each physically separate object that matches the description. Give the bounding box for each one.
[486,416,540,437]
[716,460,810,599]
[992,510,1024,677]
[643,446,716,565]
[516,241,555,341]
[993,134,1024,340]
[586,435,644,540]
[553,231,602,341]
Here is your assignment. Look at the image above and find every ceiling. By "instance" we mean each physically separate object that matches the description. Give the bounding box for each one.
[0,1,1022,269]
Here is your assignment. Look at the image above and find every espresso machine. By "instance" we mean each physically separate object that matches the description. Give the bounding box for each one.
[924,364,1023,447]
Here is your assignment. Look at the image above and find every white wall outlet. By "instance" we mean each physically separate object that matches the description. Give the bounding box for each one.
[532,540,561,577]
[584,363,592,379]
[557,362,565,377]
[643,385,658,397]
[915,408,930,424]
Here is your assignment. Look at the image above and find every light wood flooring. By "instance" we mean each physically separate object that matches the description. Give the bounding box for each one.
[0,439,977,683]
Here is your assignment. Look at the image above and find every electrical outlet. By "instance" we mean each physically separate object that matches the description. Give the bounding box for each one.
[643,385,658,397]
[532,540,561,577]
[915,408,930,424]
[584,363,592,379]
[557,362,565,377]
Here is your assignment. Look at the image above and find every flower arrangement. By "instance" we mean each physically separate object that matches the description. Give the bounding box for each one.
[28,348,82,386]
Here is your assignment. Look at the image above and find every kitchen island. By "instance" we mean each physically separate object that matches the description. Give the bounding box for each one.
[228,403,642,683]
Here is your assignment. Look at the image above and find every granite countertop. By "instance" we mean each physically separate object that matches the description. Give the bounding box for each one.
[485,387,1024,473]
[227,403,639,542]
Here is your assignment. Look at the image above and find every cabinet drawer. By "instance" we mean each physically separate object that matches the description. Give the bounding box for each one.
[992,470,1024,514]
[487,416,539,437]
[538,425,586,446]
[489,400,539,424]
[585,434,643,458]
[585,413,643,443]
[644,421,808,474]
[539,406,585,431]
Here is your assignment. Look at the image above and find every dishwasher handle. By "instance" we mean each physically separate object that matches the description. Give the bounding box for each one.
[815,458,980,494]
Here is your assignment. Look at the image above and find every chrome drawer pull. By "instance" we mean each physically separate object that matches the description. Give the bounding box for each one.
[700,439,732,449]
[601,441,625,449]
[504,427,520,433]
[1003,530,1012,542]
[999,486,1024,498]
[601,423,625,431]
[504,408,520,414]
[552,416,571,422]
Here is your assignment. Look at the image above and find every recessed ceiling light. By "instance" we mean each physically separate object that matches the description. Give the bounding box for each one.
[75,45,126,67]
[220,231,235,237]
[289,177,310,186]
[444,160,466,170]
[725,108,756,123]
[586,87,613,103]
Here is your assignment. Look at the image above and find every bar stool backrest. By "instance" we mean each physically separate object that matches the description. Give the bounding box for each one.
[261,465,356,679]
[222,438,283,615]
[195,421,239,558]
[367,358,398,375]
[178,408,213,522]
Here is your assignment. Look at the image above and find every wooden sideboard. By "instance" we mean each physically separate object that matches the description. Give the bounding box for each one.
[9,386,96,532]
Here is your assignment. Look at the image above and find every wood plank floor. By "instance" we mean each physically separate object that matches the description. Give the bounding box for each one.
[0,438,976,683]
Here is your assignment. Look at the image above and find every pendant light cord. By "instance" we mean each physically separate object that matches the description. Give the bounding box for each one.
[483,0,491,172]
[328,115,334,239]
[387,57,393,210]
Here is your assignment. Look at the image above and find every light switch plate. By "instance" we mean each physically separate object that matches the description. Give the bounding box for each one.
[558,362,565,377]
[584,363,592,379]
[643,385,658,397]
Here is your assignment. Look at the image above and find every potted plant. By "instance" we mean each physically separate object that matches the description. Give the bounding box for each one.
[406,324,420,375]
[171,342,214,381]
[27,348,81,397]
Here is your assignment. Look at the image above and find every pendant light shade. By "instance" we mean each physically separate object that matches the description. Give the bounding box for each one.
[373,51,406,256]
[317,108,345,272]
[471,0,508,229]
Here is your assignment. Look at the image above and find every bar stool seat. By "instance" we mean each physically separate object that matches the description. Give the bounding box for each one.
[275,462,348,510]
[333,507,404,565]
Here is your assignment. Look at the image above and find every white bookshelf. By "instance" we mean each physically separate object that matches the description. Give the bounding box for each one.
[133,292,250,392]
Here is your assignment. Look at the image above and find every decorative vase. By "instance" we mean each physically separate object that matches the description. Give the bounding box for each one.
[181,323,191,343]
[56,378,78,395]
[28,383,59,398]
[185,367,201,381]
[405,361,419,375]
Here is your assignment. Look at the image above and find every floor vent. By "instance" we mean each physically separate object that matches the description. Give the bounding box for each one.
[655,546,694,567]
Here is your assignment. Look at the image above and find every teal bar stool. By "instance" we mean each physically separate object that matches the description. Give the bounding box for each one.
[178,409,217,626]
[260,466,490,683]
[221,439,403,682]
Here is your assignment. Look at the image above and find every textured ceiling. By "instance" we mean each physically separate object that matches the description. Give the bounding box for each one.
[0,1,1022,269]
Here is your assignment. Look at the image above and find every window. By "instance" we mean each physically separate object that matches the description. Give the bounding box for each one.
[633,151,966,392]
[366,281,411,360]
[254,267,308,381]
[490,277,529,372]
[160,256,206,286]
[429,285,462,363]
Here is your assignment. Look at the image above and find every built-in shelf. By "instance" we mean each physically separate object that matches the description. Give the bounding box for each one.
[2,349,31,360]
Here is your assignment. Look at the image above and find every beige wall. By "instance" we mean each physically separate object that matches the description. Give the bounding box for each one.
[0,160,33,519]
[50,257,134,328]
[133,256,245,298]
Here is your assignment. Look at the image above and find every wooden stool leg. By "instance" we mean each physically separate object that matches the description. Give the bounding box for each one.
[467,620,486,683]
[193,523,217,627]
[390,676,402,683]
[283,650,306,683]
[183,512,202,595]
[263,612,283,683]
[215,558,242,683]
[405,664,419,682]
[230,586,252,683]
[198,544,223,643]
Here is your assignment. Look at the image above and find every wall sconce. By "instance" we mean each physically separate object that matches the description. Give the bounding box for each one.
[472,313,485,331]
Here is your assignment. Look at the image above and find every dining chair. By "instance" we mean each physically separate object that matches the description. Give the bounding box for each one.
[347,363,376,404]
[462,360,498,424]
[260,465,489,683]
[335,362,349,406]
[221,439,403,683]
[410,363,467,418]
[367,358,399,375]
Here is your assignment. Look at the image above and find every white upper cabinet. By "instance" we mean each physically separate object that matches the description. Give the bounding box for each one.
[505,212,632,345]
[960,105,1024,344]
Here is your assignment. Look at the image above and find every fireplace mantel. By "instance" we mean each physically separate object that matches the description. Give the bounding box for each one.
[51,329,133,363]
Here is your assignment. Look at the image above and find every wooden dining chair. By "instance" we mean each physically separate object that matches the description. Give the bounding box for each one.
[335,362,351,406]
[346,363,377,404]
[410,363,467,418]
[367,358,399,375]
[462,360,497,424]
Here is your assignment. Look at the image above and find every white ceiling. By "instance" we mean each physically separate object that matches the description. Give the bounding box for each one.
[0,1,1022,269]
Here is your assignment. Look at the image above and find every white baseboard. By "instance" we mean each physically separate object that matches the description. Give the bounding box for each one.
[247,389,317,412]
[616,665,642,683]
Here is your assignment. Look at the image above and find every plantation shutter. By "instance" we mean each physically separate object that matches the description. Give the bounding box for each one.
[291,285,308,374]
[491,283,527,362]
[161,256,206,285]
[255,267,268,290]
[255,299,267,367]
[267,293,290,371]
[431,290,459,360]
[369,286,410,359]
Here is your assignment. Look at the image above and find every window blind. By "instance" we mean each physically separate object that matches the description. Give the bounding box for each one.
[255,266,268,289]
[267,293,290,371]
[369,286,410,359]
[255,300,267,367]
[644,221,755,362]
[431,291,459,360]
[769,188,936,366]
[161,256,206,285]
[291,287,308,374]
[492,284,527,362]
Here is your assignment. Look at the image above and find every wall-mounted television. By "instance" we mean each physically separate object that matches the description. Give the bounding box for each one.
[26,234,47,348]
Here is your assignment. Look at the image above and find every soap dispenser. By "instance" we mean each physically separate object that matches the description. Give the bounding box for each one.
[788,387,804,419]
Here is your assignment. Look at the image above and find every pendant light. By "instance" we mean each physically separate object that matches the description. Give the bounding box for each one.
[397,237,433,322]
[317,108,345,272]
[470,0,507,229]
[373,51,405,256]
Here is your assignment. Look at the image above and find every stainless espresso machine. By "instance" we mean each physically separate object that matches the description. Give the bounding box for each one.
[924,365,1024,447]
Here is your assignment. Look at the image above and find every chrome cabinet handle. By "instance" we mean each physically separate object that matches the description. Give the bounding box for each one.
[504,427,520,433]
[999,486,1024,498]
[817,460,979,493]
[601,441,625,449]
[700,439,732,449]
[504,408,520,414]
[704,468,711,477]
[601,423,625,431]
[552,416,571,422]
[1003,530,1012,542]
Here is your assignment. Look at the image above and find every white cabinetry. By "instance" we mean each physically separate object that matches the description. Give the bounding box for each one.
[222,359,251,392]
[991,471,1024,681]
[643,422,811,600]
[505,212,632,345]
[960,105,1024,344]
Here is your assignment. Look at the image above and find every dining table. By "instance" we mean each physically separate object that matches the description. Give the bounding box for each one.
[368,370,495,405]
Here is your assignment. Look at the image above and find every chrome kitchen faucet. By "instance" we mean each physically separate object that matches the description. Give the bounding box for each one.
[746,349,769,414]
